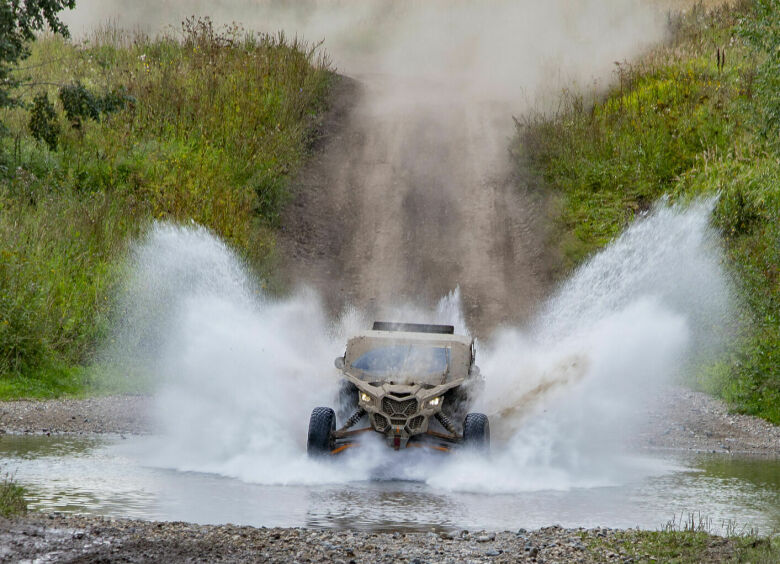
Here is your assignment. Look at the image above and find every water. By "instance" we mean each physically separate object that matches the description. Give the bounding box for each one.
[24,200,745,534]
[2,435,778,534]
[101,200,733,495]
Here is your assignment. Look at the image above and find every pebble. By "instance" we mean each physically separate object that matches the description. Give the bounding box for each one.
[0,514,761,563]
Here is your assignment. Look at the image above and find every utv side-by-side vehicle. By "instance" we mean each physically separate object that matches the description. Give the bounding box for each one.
[307,321,490,456]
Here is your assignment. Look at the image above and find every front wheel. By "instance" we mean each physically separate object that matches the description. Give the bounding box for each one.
[307,407,336,457]
[462,412,490,454]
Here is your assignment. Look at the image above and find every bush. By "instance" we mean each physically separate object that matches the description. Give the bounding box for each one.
[58,82,133,128]
[28,92,60,150]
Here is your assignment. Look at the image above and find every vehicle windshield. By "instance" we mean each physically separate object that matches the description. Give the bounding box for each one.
[351,345,450,383]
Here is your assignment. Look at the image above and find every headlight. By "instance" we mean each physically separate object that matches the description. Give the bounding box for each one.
[360,392,372,403]
[427,396,442,407]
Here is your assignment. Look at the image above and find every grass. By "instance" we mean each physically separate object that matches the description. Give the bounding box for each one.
[0,472,27,518]
[585,529,779,563]
[0,19,332,397]
[583,513,779,563]
[518,0,779,423]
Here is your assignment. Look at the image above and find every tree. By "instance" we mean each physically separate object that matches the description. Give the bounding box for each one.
[0,1,76,111]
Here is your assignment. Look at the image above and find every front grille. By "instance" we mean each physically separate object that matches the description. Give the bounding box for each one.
[408,415,425,430]
[373,413,389,431]
[382,397,418,417]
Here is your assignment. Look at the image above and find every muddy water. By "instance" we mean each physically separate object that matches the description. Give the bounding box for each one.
[1,435,778,535]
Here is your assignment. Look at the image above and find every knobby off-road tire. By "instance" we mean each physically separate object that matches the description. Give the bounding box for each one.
[462,412,490,453]
[307,407,336,457]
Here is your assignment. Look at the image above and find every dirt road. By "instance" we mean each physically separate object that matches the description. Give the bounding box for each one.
[277,75,552,336]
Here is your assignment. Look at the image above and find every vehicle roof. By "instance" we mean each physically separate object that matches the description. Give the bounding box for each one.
[344,330,474,379]
[349,329,473,346]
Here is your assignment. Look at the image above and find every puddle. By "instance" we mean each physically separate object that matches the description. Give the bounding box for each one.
[1,435,777,534]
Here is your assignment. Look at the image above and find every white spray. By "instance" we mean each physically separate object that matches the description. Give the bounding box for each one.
[115,199,732,490]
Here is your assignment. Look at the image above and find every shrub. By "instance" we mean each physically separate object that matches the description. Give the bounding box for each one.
[28,92,60,150]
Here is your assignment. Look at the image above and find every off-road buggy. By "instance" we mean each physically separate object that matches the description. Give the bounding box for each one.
[307,322,489,456]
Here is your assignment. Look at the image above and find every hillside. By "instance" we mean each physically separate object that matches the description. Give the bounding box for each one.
[0,2,777,427]
[0,19,331,397]
[518,0,779,422]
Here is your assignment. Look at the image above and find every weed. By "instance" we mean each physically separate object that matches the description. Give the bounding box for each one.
[583,513,779,563]
[0,471,27,518]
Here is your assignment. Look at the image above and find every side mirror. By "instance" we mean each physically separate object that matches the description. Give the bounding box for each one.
[334,356,345,370]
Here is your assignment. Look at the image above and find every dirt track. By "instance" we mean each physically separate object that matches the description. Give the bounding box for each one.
[277,74,553,337]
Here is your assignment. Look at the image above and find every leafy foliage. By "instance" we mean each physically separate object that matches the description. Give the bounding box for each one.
[59,82,100,127]
[0,0,75,109]
[58,82,133,128]
[28,91,59,149]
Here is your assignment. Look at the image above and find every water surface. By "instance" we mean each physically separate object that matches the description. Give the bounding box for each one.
[2,435,777,534]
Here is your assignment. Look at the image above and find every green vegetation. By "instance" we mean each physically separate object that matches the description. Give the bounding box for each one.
[518,0,779,423]
[584,522,779,563]
[0,19,331,397]
[0,472,27,517]
[0,0,75,110]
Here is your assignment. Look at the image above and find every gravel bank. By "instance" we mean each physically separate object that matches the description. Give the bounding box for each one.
[0,396,151,435]
[0,514,752,563]
[636,386,780,455]
[0,387,776,454]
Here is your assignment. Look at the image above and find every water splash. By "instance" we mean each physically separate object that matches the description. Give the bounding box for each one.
[117,200,732,490]
[433,199,733,492]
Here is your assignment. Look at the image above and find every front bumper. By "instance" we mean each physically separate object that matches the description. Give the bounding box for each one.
[330,426,459,454]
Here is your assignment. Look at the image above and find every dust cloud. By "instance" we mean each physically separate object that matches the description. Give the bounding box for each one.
[65,1,670,335]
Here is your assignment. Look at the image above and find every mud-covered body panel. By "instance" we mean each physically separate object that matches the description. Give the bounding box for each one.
[336,329,480,448]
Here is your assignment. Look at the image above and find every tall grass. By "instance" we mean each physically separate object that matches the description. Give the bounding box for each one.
[518,1,779,422]
[0,19,332,396]
[0,471,27,517]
